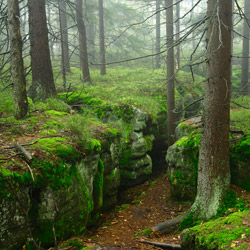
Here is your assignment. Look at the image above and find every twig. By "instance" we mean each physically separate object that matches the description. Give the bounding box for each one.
[14,141,32,162]
[138,240,182,249]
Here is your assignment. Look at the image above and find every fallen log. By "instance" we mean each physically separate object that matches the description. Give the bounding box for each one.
[139,240,182,249]
[151,210,190,234]
[14,141,32,162]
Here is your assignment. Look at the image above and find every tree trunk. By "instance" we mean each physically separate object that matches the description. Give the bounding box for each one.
[59,0,70,73]
[7,0,28,119]
[191,0,232,220]
[166,0,176,147]
[231,0,234,81]
[241,0,250,95]
[156,0,161,69]
[76,0,91,83]
[176,0,180,70]
[58,0,67,91]
[28,0,57,100]
[98,0,106,75]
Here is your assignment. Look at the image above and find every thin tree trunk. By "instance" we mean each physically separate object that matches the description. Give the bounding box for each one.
[8,0,28,119]
[176,0,180,70]
[241,0,250,95]
[99,0,106,75]
[231,0,234,81]
[166,0,176,147]
[59,0,70,73]
[28,0,57,100]
[76,0,91,83]
[191,0,232,220]
[156,0,161,69]
[58,0,67,91]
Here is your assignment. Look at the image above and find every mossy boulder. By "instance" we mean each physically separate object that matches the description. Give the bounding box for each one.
[181,211,250,250]
[166,135,199,201]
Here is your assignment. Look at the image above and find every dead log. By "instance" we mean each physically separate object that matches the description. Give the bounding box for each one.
[14,141,32,162]
[139,240,182,249]
[151,210,190,234]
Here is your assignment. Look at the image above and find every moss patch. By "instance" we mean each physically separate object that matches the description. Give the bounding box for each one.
[182,211,250,250]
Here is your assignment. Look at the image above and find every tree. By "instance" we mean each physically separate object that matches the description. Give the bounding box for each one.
[28,0,57,100]
[191,0,232,219]
[153,0,232,232]
[155,0,161,69]
[166,0,176,147]
[76,0,91,83]
[59,0,71,73]
[176,0,180,69]
[7,0,28,119]
[241,0,250,95]
[99,0,106,75]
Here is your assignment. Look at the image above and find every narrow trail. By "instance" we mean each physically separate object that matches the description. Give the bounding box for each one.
[57,172,191,250]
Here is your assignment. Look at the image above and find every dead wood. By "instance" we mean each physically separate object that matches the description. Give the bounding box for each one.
[151,210,190,234]
[139,240,182,249]
[14,141,32,162]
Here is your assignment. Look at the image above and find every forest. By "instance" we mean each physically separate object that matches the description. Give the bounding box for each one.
[0,0,250,249]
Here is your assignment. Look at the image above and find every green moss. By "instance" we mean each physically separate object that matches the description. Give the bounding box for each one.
[120,148,132,166]
[45,110,69,116]
[135,228,152,237]
[38,129,57,136]
[184,211,250,249]
[144,135,154,152]
[31,137,78,162]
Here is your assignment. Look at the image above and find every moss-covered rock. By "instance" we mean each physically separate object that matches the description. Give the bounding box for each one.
[181,211,250,250]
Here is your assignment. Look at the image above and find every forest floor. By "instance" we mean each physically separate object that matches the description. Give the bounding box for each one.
[54,172,250,250]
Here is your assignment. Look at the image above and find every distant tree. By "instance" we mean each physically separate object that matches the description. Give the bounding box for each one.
[99,0,106,75]
[7,0,28,119]
[191,0,232,219]
[166,0,176,147]
[76,0,91,83]
[155,0,161,69]
[176,0,180,69]
[59,0,71,73]
[241,0,250,95]
[28,0,57,100]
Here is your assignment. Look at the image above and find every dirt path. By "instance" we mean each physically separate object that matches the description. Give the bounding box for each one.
[57,173,191,250]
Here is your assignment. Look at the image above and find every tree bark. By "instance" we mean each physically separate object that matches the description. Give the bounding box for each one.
[156,0,161,69]
[99,0,106,75]
[166,0,176,147]
[76,0,91,83]
[176,0,180,70]
[7,0,28,119]
[28,0,57,100]
[241,0,250,95]
[191,0,232,220]
[59,0,70,73]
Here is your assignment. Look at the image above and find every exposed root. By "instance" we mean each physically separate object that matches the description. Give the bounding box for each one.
[151,209,191,234]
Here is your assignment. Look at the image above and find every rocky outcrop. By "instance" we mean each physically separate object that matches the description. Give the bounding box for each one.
[120,109,154,187]
[0,109,165,249]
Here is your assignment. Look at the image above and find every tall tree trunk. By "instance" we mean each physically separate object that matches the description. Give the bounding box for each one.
[58,0,67,91]
[241,0,250,95]
[231,0,234,81]
[76,0,91,83]
[28,0,57,100]
[155,0,161,69]
[191,0,232,220]
[176,0,180,70]
[59,0,70,73]
[8,0,28,119]
[166,0,175,147]
[99,0,106,75]
[47,2,55,61]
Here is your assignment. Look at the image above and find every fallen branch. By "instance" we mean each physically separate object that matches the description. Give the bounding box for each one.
[139,240,182,249]
[14,141,32,162]
[151,210,191,234]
